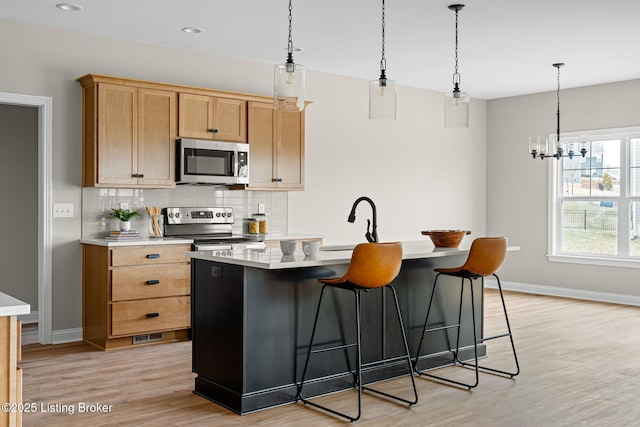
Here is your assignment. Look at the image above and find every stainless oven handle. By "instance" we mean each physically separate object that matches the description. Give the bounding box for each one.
[195,244,233,251]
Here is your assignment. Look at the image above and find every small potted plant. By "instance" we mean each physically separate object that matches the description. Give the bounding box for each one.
[109,208,141,231]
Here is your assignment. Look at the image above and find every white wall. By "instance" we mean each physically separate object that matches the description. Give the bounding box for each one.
[291,72,487,244]
[0,18,487,332]
[487,79,640,298]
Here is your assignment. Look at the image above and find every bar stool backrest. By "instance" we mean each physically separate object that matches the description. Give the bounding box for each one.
[343,242,403,289]
[459,237,507,277]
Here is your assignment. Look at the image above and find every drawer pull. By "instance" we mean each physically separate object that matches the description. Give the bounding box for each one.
[146,254,160,259]
[146,280,160,285]
[146,312,160,318]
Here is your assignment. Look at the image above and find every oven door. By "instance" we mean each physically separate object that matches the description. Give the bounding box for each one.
[177,139,248,185]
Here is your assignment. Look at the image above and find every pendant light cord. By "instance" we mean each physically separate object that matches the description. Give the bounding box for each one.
[453,7,460,85]
[380,0,387,77]
[287,0,294,61]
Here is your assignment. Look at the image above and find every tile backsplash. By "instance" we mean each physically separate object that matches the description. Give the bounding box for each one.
[82,186,288,238]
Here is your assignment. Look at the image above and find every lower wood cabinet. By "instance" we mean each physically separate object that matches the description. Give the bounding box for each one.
[0,315,22,427]
[82,243,191,350]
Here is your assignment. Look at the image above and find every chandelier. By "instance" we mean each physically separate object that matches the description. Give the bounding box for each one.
[529,63,587,160]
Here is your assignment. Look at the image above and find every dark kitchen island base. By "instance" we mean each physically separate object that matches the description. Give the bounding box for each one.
[190,244,488,415]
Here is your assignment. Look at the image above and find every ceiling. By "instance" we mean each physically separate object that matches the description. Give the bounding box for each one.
[2,0,640,100]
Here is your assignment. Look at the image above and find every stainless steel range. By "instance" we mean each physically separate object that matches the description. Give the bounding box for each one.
[162,207,263,251]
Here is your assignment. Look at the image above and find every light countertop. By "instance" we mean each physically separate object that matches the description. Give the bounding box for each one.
[0,291,30,317]
[264,233,324,242]
[80,237,194,247]
[188,240,520,270]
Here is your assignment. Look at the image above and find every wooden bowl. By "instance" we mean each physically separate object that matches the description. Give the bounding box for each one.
[421,230,471,248]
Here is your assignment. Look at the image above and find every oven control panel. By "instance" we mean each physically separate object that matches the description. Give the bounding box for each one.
[163,207,235,225]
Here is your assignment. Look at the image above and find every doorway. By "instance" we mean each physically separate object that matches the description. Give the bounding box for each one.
[0,92,52,344]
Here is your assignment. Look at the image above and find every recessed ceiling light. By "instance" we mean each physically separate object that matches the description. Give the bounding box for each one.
[181,27,203,34]
[56,3,83,12]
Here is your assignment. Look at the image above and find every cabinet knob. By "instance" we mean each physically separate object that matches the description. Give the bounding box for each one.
[132,173,145,178]
[146,254,160,259]
[146,312,160,318]
[272,178,283,182]
[208,129,218,133]
[145,280,160,285]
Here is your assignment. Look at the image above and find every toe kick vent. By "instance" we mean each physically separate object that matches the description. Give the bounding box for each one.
[133,332,164,345]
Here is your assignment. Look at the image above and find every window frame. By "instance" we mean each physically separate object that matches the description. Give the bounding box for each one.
[548,126,640,268]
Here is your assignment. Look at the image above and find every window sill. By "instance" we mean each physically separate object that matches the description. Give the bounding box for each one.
[548,254,640,269]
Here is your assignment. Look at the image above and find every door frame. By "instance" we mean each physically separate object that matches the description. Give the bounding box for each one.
[0,92,53,344]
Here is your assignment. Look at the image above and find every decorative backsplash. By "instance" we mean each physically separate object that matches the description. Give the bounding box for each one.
[82,186,288,238]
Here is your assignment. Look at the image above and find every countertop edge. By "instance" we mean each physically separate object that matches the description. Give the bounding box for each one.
[0,292,30,316]
[80,238,194,247]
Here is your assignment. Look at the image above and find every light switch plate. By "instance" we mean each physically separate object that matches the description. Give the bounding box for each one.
[53,203,74,218]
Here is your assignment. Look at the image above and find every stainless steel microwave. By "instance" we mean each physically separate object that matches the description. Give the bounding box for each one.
[176,139,249,185]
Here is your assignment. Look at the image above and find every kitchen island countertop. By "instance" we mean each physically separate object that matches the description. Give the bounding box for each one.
[188,240,519,270]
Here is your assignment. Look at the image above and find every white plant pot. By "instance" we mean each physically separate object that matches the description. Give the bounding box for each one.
[120,220,131,231]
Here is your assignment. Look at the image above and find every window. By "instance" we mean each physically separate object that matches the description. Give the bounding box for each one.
[550,126,640,267]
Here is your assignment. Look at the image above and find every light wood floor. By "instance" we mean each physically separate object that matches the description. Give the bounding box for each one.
[20,290,640,426]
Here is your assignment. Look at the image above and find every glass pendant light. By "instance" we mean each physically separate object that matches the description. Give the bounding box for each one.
[369,0,397,120]
[274,0,305,112]
[444,4,469,128]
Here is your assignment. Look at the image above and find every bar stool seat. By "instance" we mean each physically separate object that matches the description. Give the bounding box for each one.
[413,237,520,389]
[297,242,418,422]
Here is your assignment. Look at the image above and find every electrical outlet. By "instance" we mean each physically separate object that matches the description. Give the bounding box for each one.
[119,202,129,210]
[53,203,74,218]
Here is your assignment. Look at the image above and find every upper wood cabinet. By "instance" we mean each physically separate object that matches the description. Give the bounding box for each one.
[178,93,247,142]
[77,74,306,190]
[79,77,177,188]
[247,102,305,190]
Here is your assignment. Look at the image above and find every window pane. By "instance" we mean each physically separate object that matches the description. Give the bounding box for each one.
[630,138,640,196]
[562,200,618,255]
[562,139,620,197]
[631,201,640,257]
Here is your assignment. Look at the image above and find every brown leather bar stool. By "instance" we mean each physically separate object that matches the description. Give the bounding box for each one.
[297,242,418,422]
[413,237,520,389]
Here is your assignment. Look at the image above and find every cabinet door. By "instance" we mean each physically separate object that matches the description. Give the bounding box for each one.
[138,89,176,187]
[247,102,277,189]
[274,110,304,189]
[97,84,138,186]
[178,93,213,139]
[213,98,247,142]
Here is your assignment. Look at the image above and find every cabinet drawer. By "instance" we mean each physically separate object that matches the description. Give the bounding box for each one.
[111,297,190,336]
[111,264,190,301]
[111,245,190,266]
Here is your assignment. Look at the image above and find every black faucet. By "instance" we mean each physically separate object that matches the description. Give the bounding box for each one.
[348,196,378,243]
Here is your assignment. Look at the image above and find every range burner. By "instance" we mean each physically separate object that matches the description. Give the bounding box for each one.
[162,207,262,250]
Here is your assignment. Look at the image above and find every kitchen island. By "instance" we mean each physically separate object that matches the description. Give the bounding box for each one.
[188,241,517,414]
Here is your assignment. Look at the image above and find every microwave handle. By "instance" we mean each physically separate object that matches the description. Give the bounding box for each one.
[233,151,239,179]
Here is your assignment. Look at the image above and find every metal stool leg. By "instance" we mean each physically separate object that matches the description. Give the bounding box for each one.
[297,284,330,402]
[464,274,520,378]
[297,287,362,422]
[361,285,417,405]
[415,275,480,389]
[299,285,418,421]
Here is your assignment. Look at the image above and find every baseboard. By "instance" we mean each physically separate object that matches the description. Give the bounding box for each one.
[485,279,640,307]
[52,327,83,344]
[18,311,38,324]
